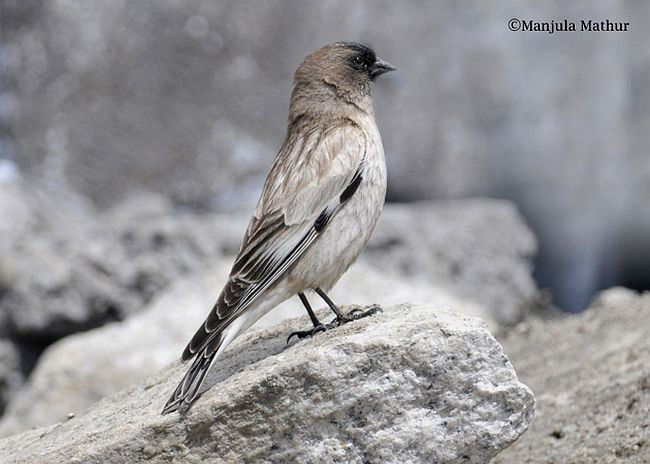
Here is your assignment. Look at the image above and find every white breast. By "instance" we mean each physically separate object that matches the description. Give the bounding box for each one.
[288,116,387,291]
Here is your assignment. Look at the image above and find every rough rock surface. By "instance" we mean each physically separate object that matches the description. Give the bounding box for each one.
[0,260,487,437]
[365,199,538,325]
[0,303,534,463]
[494,288,650,463]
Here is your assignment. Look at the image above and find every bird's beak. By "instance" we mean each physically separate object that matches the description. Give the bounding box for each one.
[370,57,396,78]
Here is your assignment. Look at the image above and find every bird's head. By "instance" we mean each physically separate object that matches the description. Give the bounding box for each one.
[293,42,395,103]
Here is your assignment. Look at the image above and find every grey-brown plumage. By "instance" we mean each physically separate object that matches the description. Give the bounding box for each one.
[163,42,394,415]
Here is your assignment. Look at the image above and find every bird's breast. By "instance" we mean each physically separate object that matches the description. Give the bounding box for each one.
[288,120,387,291]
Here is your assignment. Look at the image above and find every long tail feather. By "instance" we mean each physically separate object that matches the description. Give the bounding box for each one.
[162,335,222,415]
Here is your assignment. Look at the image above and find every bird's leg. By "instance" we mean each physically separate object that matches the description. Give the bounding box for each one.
[315,287,348,323]
[286,292,328,343]
[315,288,384,323]
[300,292,322,327]
[287,289,385,344]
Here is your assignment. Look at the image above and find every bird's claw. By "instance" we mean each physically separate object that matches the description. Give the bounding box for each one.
[286,323,327,344]
[330,316,353,326]
[348,305,383,320]
[331,305,383,325]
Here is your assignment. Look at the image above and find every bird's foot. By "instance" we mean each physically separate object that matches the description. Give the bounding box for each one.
[348,305,383,320]
[331,305,383,326]
[329,315,353,326]
[287,306,384,344]
[287,323,327,344]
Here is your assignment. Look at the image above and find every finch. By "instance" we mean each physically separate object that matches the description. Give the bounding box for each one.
[163,42,395,414]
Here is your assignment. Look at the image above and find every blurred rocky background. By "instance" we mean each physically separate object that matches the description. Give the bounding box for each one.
[2,0,650,313]
[0,1,649,462]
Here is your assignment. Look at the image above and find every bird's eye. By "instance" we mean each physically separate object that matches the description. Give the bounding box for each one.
[354,56,364,65]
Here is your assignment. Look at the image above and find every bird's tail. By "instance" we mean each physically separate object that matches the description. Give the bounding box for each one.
[161,335,223,415]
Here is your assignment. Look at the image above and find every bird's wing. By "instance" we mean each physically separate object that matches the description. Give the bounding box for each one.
[182,122,367,361]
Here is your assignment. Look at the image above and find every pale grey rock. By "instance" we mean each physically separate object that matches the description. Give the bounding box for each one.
[0,178,116,339]
[494,288,650,463]
[0,341,22,413]
[0,176,92,256]
[0,188,246,416]
[0,237,136,337]
[0,259,230,437]
[0,180,37,254]
[0,177,93,409]
[0,303,534,463]
[0,193,242,339]
[0,260,488,437]
[365,199,539,325]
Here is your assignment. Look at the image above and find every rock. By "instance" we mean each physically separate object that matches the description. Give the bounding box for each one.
[0,178,111,340]
[0,260,489,437]
[0,341,22,414]
[0,259,228,437]
[0,177,94,410]
[0,303,534,463]
[493,288,650,463]
[0,176,92,254]
[0,186,247,415]
[0,192,244,340]
[0,180,37,254]
[365,199,539,325]
[0,236,137,338]
[100,195,250,258]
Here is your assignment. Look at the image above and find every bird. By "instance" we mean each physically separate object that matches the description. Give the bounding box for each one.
[162,41,395,414]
